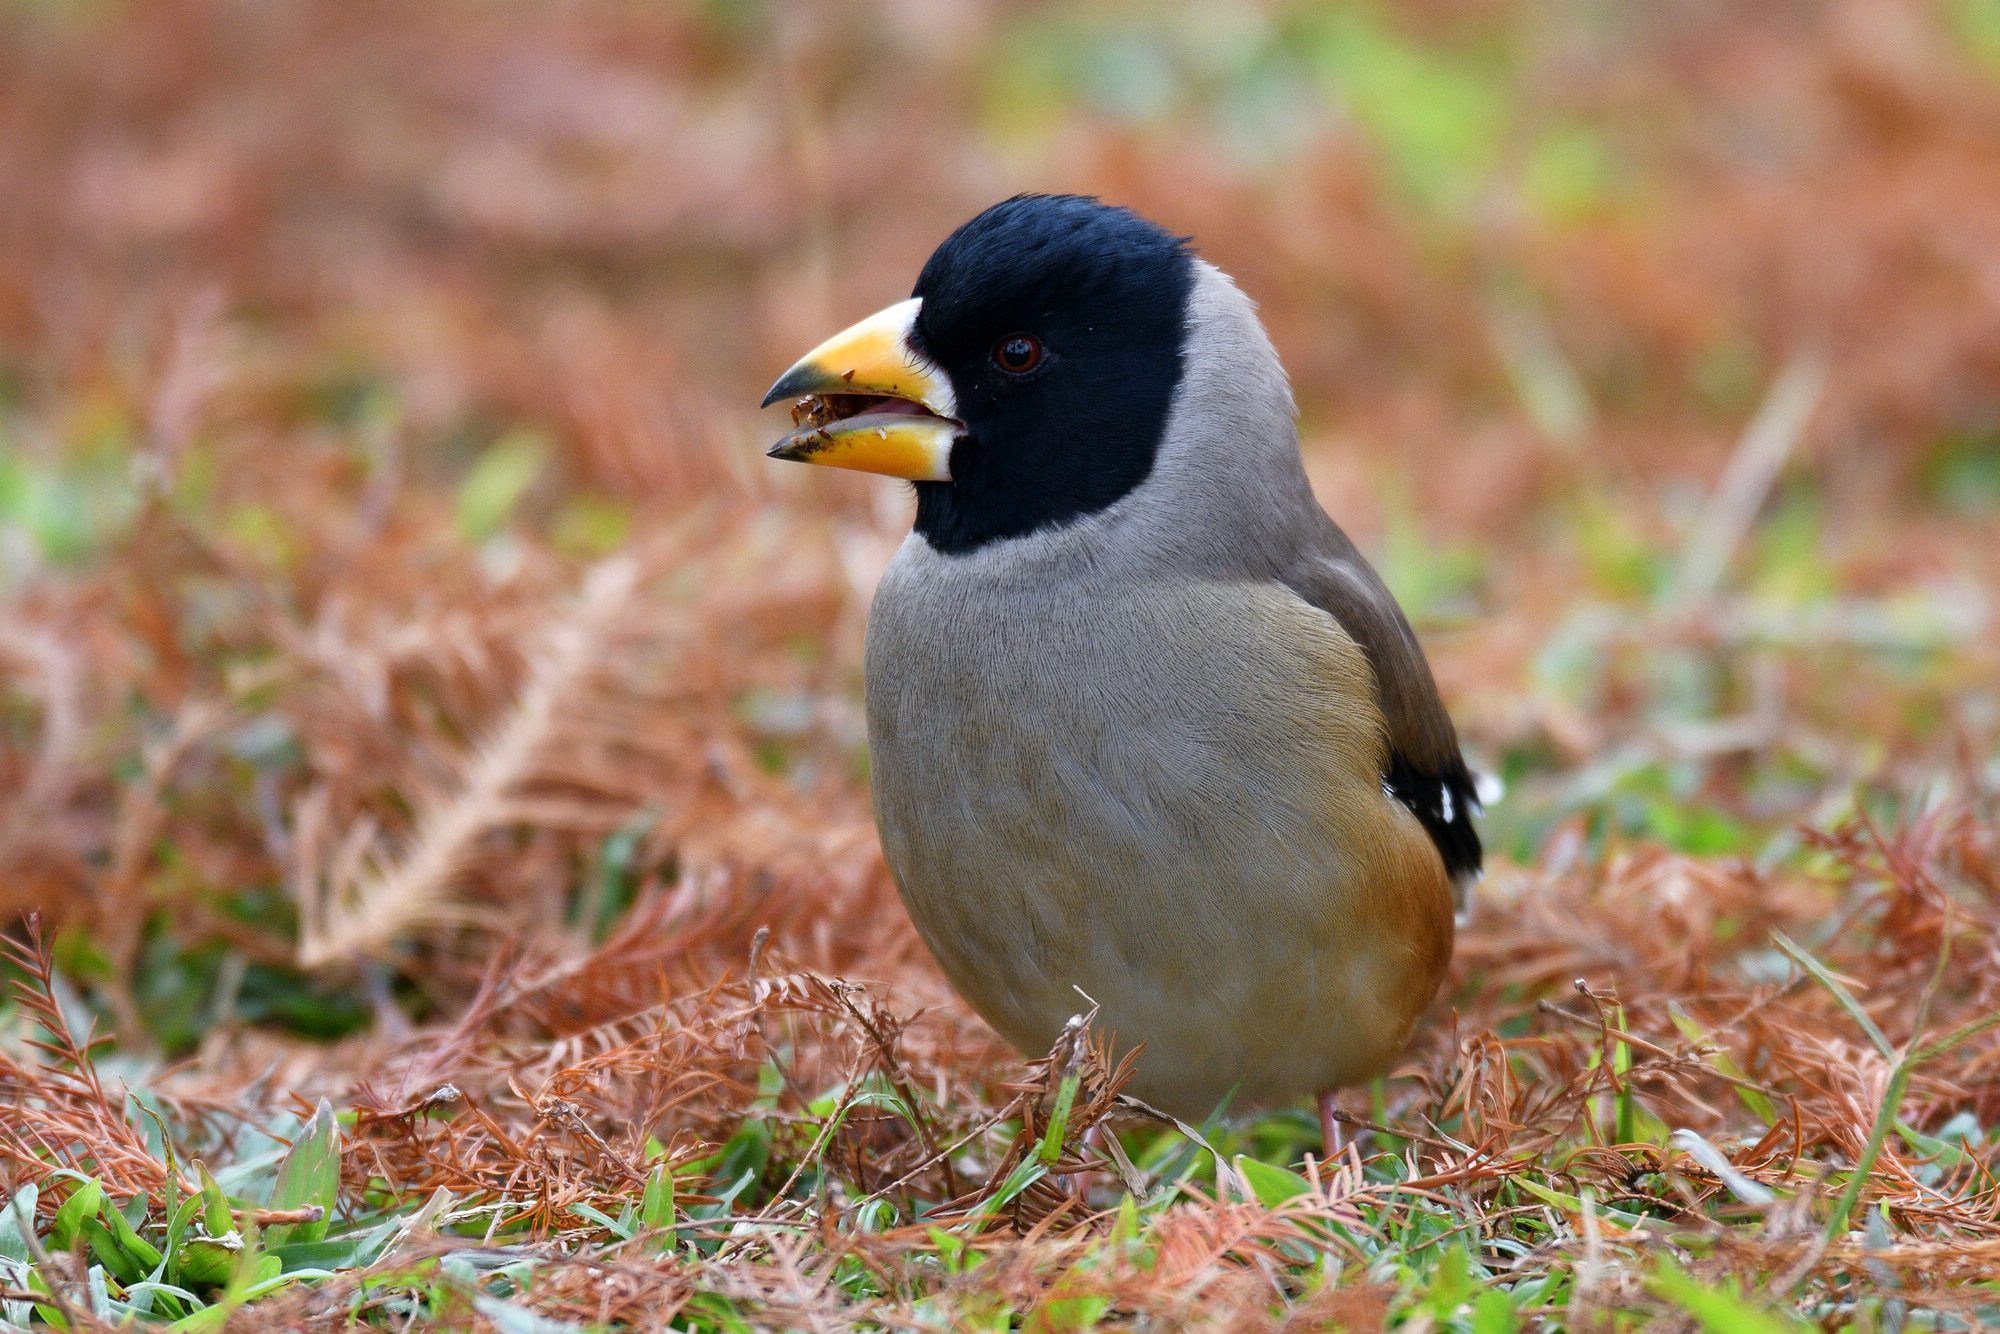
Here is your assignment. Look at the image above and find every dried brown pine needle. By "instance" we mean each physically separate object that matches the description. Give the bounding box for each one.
[2,2,2000,1326]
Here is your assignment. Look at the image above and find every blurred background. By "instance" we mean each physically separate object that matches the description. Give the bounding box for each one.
[2,0,1999,1057]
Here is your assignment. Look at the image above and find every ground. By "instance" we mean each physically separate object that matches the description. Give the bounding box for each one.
[3,2,2000,1329]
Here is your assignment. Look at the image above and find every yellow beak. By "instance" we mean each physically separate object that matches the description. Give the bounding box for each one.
[760,298,960,482]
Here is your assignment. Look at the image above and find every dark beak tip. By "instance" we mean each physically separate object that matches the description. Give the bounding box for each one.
[760,361,826,410]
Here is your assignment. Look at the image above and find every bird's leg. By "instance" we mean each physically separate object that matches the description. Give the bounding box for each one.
[1071,1123,1103,1202]
[1318,1089,1343,1157]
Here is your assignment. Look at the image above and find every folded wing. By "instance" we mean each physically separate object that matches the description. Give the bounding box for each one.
[1283,522,1484,899]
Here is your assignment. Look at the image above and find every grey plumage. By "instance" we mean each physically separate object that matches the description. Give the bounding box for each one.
[864,264,1457,1117]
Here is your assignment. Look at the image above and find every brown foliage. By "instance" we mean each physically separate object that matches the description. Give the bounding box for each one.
[3,0,2000,1326]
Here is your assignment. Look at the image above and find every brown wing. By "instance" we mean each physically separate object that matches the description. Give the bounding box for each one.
[1282,519,1483,887]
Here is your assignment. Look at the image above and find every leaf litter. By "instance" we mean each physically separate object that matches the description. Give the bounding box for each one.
[3,0,2000,1328]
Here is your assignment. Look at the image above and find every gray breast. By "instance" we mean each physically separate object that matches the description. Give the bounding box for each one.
[865,532,1425,1115]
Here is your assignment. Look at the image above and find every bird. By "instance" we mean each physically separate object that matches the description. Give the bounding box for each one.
[760,194,1480,1146]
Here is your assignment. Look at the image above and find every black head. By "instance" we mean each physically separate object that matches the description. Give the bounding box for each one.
[907,195,1195,554]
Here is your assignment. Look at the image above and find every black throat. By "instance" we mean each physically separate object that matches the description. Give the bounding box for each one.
[909,416,1173,554]
[904,196,1195,555]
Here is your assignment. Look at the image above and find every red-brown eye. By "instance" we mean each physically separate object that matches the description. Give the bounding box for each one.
[993,334,1043,375]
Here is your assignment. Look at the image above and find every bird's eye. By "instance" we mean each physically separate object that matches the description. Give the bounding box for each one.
[992,334,1044,376]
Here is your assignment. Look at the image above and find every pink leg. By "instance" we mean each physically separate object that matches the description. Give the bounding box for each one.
[1318,1089,1343,1157]
[1072,1123,1103,1201]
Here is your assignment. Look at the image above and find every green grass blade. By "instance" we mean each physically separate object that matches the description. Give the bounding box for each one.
[1235,1156,1312,1208]
[1652,1257,1807,1332]
[267,1099,341,1247]
[1668,1002,1779,1125]
[1771,932,1894,1059]
[1038,1074,1080,1165]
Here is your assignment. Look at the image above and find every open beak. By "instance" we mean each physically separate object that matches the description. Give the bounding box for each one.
[760,298,960,482]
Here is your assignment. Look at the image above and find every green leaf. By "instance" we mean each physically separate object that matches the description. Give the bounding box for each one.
[220,502,295,568]
[1233,1156,1312,1208]
[120,1278,197,1321]
[1513,1176,1650,1230]
[640,1164,675,1245]
[1614,1006,1636,1144]
[49,1176,103,1250]
[851,1198,897,1233]
[26,1264,71,1332]
[1895,1116,1982,1183]
[270,1236,369,1272]
[164,1193,204,1286]
[1513,1176,1582,1212]
[1522,123,1614,224]
[168,1299,234,1334]
[79,1214,149,1284]
[173,1215,271,1324]
[927,1226,967,1275]
[196,1162,232,1237]
[707,1121,771,1211]
[1426,1244,1474,1316]
[1027,1292,1111,1332]
[1950,0,2000,71]
[566,1202,634,1239]
[0,1182,39,1263]
[1038,1073,1080,1165]
[551,494,632,557]
[455,430,548,542]
[1473,1289,1519,1334]
[104,1195,164,1272]
[689,1292,758,1334]
[176,1232,245,1288]
[1107,1192,1141,1250]
[267,1099,340,1246]
[1651,1258,1807,1333]
[956,1156,1048,1233]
